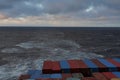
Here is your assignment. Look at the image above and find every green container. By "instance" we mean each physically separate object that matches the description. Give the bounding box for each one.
[72,73,84,79]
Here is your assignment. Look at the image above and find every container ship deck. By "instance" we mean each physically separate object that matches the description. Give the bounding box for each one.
[18,58,120,80]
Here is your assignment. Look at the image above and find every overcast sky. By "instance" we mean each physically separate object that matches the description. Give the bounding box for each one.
[0,0,120,27]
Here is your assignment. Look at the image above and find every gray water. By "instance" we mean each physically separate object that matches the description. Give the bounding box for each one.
[0,27,120,80]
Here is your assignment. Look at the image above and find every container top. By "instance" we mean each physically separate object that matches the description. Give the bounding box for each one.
[27,70,42,75]
[43,61,52,69]
[98,59,116,67]
[51,74,62,78]
[52,61,61,70]
[83,59,98,68]
[68,60,81,68]
[60,60,70,69]
[112,72,120,78]
[102,72,117,79]
[91,59,107,68]
[106,59,120,67]
[92,72,108,80]
[114,58,120,63]
[30,72,51,79]
[77,60,88,68]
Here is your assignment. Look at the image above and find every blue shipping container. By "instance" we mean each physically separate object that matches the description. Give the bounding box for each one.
[113,58,120,63]
[60,60,70,73]
[38,74,51,78]
[30,73,41,79]
[51,74,62,78]
[30,70,42,79]
[112,72,120,78]
[82,59,98,72]
[98,59,118,72]
[30,71,51,79]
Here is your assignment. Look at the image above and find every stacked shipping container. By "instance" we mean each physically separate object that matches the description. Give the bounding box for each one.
[98,59,118,72]
[102,72,117,80]
[42,61,52,74]
[106,58,120,71]
[82,59,98,72]
[67,60,80,73]
[60,60,70,73]
[92,72,108,80]
[112,72,120,78]
[77,60,91,76]
[91,59,108,72]
[18,58,120,80]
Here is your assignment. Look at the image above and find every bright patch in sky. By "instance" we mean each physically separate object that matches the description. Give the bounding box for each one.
[85,5,94,12]
[24,1,32,6]
[36,4,44,10]
[24,1,44,10]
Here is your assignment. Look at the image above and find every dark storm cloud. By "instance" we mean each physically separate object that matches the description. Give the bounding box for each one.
[41,0,91,14]
[0,0,120,18]
[104,0,120,9]
[0,0,26,9]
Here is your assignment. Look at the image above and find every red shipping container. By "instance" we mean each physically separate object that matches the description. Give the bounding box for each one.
[82,77,96,80]
[42,61,53,74]
[106,58,120,71]
[102,72,117,80]
[91,59,108,72]
[62,73,72,80]
[18,74,31,80]
[67,60,81,73]
[92,72,109,80]
[52,61,61,73]
[78,60,91,77]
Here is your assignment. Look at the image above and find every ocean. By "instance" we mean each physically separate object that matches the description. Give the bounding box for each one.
[0,27,120,80]
[0,27,120,31]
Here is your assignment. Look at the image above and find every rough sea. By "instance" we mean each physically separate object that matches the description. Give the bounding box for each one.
[0,27,120,80]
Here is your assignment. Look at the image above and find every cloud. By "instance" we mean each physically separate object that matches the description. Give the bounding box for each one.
[0,0,120,17]
[104,0,120,9]
[0,13,8,19]
[0,0,119,26]
[41,0,90,14]
[0,14,119,27]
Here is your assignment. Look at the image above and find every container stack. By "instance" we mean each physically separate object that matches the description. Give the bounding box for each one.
[18,58,120,80]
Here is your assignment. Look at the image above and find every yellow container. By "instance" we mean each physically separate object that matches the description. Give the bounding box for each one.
[111,78,120,80]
